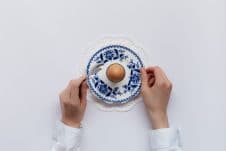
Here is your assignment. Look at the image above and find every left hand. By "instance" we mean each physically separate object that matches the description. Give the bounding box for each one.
[59,76,88,128]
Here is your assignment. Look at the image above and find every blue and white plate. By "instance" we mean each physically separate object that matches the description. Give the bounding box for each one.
[86,45,144,104]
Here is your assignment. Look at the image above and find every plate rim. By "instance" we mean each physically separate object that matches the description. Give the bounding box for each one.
[86,44,144,104]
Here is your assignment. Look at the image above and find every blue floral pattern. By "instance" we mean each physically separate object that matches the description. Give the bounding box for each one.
[122,60,141,93]
[87,45,144,104]
[94,48,128,64]
[91,75,122,99]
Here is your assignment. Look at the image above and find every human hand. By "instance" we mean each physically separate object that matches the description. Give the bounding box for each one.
[140,66,172,129]
[59,76,88,128]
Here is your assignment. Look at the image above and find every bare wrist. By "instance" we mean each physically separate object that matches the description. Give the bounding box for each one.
[61,118,81,128]
[148,111,169,129]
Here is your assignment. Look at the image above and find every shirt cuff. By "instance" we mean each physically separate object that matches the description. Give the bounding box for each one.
[149,127,182,150]
[54,121,82,150]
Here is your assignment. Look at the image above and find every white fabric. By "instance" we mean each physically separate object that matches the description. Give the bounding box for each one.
[51,121,183,151]
[52,121,82,151]
[149,128,183,151]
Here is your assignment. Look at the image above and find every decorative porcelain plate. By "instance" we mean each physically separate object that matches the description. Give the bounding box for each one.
[86,45,144,104]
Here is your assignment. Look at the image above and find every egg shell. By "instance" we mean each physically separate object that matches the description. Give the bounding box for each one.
[106,63,125,83]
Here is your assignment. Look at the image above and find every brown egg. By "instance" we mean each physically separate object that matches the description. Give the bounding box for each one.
[106,63,125,83]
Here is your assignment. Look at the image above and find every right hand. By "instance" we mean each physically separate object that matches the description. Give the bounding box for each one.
[140,66,172,129]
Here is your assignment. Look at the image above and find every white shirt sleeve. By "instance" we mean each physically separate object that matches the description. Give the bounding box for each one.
[51,122,182,151]
[51,121,82,151]
[149,128,183,151]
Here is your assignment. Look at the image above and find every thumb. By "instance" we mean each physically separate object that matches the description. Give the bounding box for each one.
[140,67,149,90]
[80,80,88,107]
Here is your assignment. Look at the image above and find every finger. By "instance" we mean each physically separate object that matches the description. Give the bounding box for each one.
[156,67,170,81]
[59,83,72,102]
[145,66,155,86]
[70,75,86,101]
[147,71,154,80]
[148,76,155,87]
[140,67,149,89]
[80,80,88,107]
[153,66,170,84]
[146,66,155,73]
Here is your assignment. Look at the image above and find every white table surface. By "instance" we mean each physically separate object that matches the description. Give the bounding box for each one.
[0,0,225,151]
